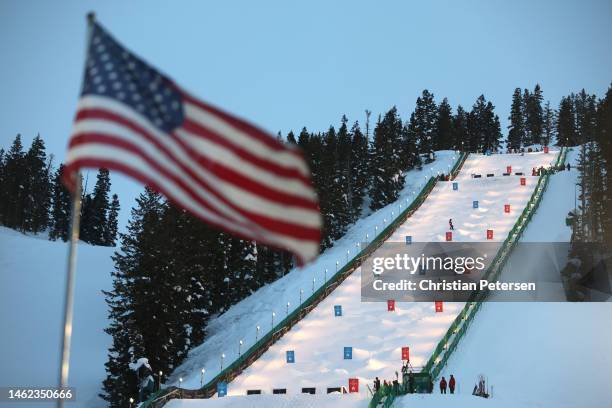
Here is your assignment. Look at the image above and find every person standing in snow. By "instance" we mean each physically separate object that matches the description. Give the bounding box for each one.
[374,377,381,392]
[449,219,454,231]
[567,163,571,171]
[449,374,456,394]
[440,376,447,394]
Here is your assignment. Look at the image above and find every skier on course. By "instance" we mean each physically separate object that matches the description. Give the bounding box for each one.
[449,219,454,230]
[440,376,447,394]
[567,163,571,171]
[449,374,456,394]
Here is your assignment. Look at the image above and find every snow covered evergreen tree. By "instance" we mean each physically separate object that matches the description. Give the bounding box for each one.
[542,100,556,146]
[0,135,27,229]
[409,90,438,161]
[49,165,72,241]
[101,188,163,407]
[524,84,544,145]
[22,135,51,233]
[349,121,369,220]
[106,194,120,246]
[469,95,501,152]
[369,107,405,211]
[452,105,469,151]
[507,88,525,149]
[557,95,578,146]
[435,98,453,150]
[89,168,112,245]
[575,89,597,143]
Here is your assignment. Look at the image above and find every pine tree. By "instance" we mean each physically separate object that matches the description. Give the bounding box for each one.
[286,131,297,145]
[319,126,348,246]
[575,89,597,143]
[336,115,353,228]
[596,85,612,245]
[82,169,112,245]
[369,107,405,211]
[410,90,438,161]
[542,101,556,146]
[452,105,469,150]
[101,188,164,407]
[524,84,544,145]
[557,96,578,146]
[468,95,501,152]
[23,135,52,233]
[0,148,5,222]
[1,135,27,229]
[349,121,369,220]
[49,165,72,241]
[435,98,453,150]
[106,194,120,246]
[80,193,95,243]
[507,88,525,149]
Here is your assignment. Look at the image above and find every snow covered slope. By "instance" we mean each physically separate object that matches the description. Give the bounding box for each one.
[436,148,612,408]
[0,227,113,408]
[172,150,559,404]
[168,152,459,388]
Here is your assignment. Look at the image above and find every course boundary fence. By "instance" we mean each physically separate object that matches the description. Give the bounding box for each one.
[142,152,469,407]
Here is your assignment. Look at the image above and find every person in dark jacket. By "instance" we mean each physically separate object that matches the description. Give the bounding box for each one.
[440,377,447,394]
[567,163,571,171]
[449,374,456,394]
[449,219,454,230]
[374,377,381,392]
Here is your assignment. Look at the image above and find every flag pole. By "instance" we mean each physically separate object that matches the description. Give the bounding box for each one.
[57,171,82,408]
[57,13,94,408]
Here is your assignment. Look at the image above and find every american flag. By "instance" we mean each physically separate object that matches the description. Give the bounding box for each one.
[64,21,321,265]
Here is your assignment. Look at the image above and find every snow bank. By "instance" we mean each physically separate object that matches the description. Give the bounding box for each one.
[0,227,114,408]
[164,393,368,408]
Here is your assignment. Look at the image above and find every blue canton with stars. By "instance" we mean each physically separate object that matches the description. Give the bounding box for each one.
[82,22,184,132]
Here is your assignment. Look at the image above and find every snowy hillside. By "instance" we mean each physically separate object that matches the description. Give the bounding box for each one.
[0,228,114,408]
[167,151,459,388]
[168,150,560,407]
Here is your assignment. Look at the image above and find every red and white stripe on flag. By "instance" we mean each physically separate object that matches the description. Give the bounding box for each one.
[63,22,322,265]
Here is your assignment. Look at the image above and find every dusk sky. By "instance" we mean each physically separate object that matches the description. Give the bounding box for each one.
[1,0,611,229]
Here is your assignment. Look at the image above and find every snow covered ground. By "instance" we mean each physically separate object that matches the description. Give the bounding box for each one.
[0,227,114,408]
[165,393,368,408]
[166,393,557,408]
[173,151,559,407]
[436,148,612,408]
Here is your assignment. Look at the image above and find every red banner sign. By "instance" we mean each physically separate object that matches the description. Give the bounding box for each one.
[387,299,395,312]
[349,378,359,393]
[401,346,410,361]
[445,231,452,241]
[504,204,510,213]
[487,229,493,240]
[506,166,512,173]
[435,301,443,313]
[520,177,526,186]
[544,146,549,154]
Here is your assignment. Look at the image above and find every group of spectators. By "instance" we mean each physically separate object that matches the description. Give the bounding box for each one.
[532,162,571,176]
